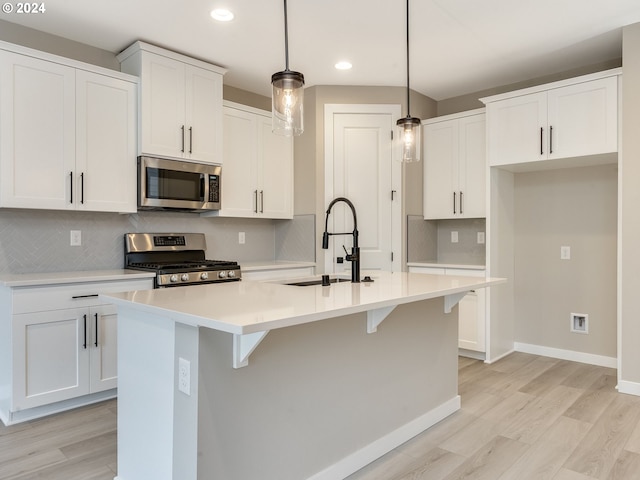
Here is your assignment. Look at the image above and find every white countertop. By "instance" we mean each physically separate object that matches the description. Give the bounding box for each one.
[407,262,486,270]
[0,269,156,287]
[102,271,505,335]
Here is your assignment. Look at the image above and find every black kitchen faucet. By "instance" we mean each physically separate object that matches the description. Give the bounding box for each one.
[322,197,360,283]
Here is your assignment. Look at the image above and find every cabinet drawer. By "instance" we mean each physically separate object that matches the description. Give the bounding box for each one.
[13,279,152,314]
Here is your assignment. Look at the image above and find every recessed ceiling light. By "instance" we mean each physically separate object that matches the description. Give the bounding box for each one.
[210,8,234,21]
[335,61,352,70]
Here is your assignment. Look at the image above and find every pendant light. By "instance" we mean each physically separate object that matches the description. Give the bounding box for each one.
[396,0,421,162]
[271,0,305,136]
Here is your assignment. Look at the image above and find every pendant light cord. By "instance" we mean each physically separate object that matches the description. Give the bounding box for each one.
[284,0,290,71]
[405,0,411,117]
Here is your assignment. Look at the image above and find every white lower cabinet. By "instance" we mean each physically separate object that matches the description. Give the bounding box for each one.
[409,266,486,353]
[0,276,152,423]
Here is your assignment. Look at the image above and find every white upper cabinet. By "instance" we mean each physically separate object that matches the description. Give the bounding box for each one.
[0,46,137,213]
[76,70,137,212]
[423,109,486,219]
[483,70,619,168]
[118,41,226,165]
[209,102,293,219]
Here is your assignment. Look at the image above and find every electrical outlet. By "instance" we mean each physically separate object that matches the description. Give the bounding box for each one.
[560,246,571,260]
[178,357,191,396]
[451,231,459,243]
[477,232,485,244]
[238,232,245,245]
[70,230,82,246]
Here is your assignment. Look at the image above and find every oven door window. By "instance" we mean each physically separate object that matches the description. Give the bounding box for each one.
[146,168,205,202]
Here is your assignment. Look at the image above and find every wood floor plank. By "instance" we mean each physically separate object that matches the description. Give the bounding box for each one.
[564,373,617,424]
[606,450,640,480]
[442,435,529,480]
[518,360,582,397]
[497,415,592,480]
[563,394,640,479]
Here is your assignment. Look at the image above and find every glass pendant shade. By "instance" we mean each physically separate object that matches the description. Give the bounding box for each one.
[397,116,421,162]
[271,70,304,136]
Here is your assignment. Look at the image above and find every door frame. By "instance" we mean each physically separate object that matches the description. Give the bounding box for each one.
[323,104,402,274]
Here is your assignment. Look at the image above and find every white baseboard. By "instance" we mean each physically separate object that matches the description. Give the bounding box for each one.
[617,380,640,396]
[484,348,515,364]
[514,342,617,368]
[307,395,461,480]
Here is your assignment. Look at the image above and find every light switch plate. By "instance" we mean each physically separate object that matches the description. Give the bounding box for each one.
[560,246,571,260]
[477,232,485,244]
[451,231,459,243]
[70,230,82,246]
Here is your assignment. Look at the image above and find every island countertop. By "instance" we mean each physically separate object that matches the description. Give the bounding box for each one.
[101,271,505,335]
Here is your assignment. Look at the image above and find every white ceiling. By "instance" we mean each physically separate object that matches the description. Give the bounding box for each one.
[5,0,640,100]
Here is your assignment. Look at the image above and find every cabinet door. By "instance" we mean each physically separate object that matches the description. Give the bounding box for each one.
[458,290,486,352]
[258,115,293,219]
[424,120,458,219]
[140,52,186,159]
[458,114,486,218]
[486,92,547,166]
[13,309,90,410]
[547,76,618,159]
[89,304,118,393]
[0,51,76,210]
[218,106,259,217]
[76,70,137,213]
[184,65,223,164]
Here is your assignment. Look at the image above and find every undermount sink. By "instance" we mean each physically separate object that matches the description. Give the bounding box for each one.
[286,278,350,287]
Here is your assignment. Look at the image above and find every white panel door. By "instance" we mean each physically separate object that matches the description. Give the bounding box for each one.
[13,309,90,410]
[424,119,458,219]
[184,64,223,164]
[258,115,293,218]
[0,51,75,209]
[547,76,618,159]
[329,112,394,272]
[458,113,486,218]
[89,304,118,393]
[76,70,137,213]
[140,52,185,159]
[486,92,546,166]
[220,106,259,217]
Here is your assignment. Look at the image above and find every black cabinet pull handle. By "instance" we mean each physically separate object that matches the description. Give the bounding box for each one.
[94,313,98,347]
[83,314,87,349]
[254,190,258,213]
[71,294,99,299]
[70,171,73,204]
[80,172,84,204]
[260,190,264,213]
[540,127,544,155]
[453,191,457,214]
[550,125,553,154]
[460,191,464,215]
[189,126,193,154]
[181,125,185,153]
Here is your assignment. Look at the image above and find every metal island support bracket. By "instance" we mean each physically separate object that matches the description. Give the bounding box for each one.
[232,331,269,368]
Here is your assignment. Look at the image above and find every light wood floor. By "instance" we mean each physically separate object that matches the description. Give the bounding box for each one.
[1,353,639,479]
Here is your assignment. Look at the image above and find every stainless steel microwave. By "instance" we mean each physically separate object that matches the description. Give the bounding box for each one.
[138,156,221,211]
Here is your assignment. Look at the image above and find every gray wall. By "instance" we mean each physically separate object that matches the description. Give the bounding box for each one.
[514,165,618,358]
[620,24,640,386]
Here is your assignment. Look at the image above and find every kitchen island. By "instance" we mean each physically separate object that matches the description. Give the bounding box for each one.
[102,271,504,480]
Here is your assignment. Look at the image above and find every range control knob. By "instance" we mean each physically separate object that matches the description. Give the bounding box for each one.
[228,270,236,278]
[200,272,209,280]
[181,274,189,282]
[170,274,179,283]
[218,270,227,279]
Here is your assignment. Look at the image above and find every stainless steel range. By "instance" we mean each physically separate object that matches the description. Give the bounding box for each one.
[124,233,241,288]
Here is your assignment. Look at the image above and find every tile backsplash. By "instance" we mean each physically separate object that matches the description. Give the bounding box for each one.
[407,215,486,266]
[0,210,315,274]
